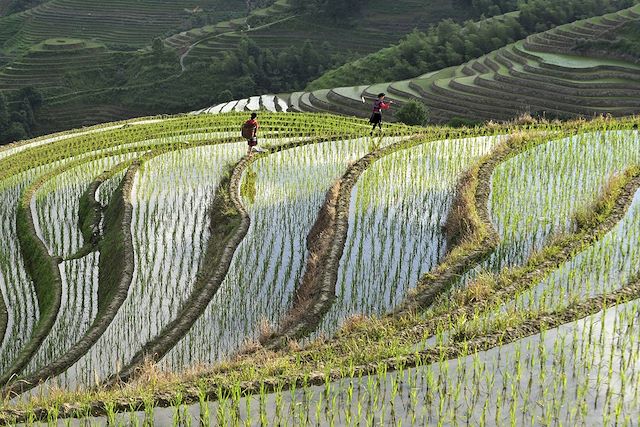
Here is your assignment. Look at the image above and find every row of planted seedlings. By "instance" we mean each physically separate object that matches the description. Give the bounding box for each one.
[442,130,640,349]
[161,133,396,370]
[0,113,373,392]
[0,111,366,183]
[421,129,640,330]
[2,114,636,424]
[7,113,393,392]
[40,141,247,390]
[383,127,640,423]
[12,279,640,425]
[152,296,639,426]
[22,153,140,381]
[156,123,640,425]
[0,118,226,386]
[311,133,505,339]
[0,142,174,385]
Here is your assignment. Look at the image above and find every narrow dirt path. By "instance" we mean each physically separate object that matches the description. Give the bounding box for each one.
[179,15,298,72]
[0,176,66,386]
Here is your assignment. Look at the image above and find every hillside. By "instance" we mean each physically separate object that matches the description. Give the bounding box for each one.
[305,0,637,90]
[0,107,640,425]
[204,4,640,123]
[173,0,475,67]
[0,0,486,140]
[1,0,637,140]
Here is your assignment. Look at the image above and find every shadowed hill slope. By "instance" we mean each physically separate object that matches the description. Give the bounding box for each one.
[203,4,640,123]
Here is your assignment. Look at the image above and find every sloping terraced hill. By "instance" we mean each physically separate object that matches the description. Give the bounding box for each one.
[170,0,474,67]
[0,0,244,53]
[0,38,115,92]
[2,105,640,425]
[203,4,640,124]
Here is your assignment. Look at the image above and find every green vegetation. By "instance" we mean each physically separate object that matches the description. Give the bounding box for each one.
[308,0,636,89]
[0,0,484,137]
[394,99,429,125]
[0,87,42,144]
[0,0,47,16]
[265,4,640,124]
[0,112,639,425]
[576,19,640,58]
[1,1,640,424]
[1,0,638,137]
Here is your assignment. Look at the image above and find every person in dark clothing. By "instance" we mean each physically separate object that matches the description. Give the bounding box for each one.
[370,93,393,135]
[242,112,259,154]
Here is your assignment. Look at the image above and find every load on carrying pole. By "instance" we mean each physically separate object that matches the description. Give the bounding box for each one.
[241,121,256,139]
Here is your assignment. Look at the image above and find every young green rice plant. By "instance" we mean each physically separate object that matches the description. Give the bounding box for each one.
[213,295,639,425]
[0,114,265,380]
[5,115,640,424]
[456,130,640,295]
[162,136,397,369]
[20,155,144,379]
[41,142,245,389]
[512,188,640,315]
[314,135,501,337]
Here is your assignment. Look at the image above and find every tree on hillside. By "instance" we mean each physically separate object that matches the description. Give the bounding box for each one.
[17,87,43,110]
[0,94,8,133]
[395,100,429,126]
[467,0,519,16]
[152,38,165,55]
[0,87,43,145]
[290,0,364,21]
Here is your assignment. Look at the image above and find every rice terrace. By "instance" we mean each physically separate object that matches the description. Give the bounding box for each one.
[1,0,640,426]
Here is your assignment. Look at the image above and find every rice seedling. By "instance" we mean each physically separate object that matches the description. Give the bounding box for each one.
[0,113,639,426]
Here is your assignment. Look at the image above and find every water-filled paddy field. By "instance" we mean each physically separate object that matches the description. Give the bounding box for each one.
[1,112,640,426]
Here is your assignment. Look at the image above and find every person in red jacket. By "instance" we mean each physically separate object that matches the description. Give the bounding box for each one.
[242,112,259,154]
[370,93,393,135]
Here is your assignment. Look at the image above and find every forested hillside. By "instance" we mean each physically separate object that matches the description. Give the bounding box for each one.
[0,0,638,142]
[204,4,640,125]
[307,0,637,89]
[0,0,479,141]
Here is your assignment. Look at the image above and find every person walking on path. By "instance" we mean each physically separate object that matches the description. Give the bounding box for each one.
[370,93,393,135]
[242,112,260,154]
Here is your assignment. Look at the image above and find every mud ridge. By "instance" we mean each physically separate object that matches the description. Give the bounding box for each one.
[450,166,640,341]
[0,177,66,386]
[396,131,553,314]
[258,131,482,350]
[4,275,639,425]
[1,161,138,396]
[2,139,251,396]
[395,167,640,345]
[3,128,640,421]
[65,161,132,261]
